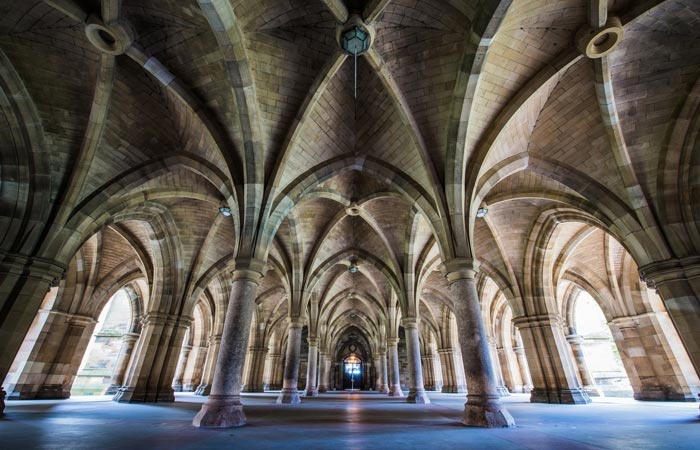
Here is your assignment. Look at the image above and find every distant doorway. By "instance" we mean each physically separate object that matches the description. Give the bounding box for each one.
[343,354,363,390]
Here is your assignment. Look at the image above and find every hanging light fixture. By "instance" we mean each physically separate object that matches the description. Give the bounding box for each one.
[338,15,374,99]
[219,206,232,217]
[476,207,488,218]
[348,259,359,273]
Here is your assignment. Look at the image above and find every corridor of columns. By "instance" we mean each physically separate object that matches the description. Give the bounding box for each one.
[1,0,700,445]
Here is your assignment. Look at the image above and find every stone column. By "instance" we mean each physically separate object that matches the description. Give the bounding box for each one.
[513,346,533,393]
[488,336,510,396]
[640,259,700,377]
[378,349,389,393]
[512,314,590,405]
[421,351,435,392]
[243,347,268,393]
[265,352,282,390]
[565,331,601,397]
[184,345,207,391]
[106,332,139,394]
[317,351,328,393]
[114,313,191,403]
[431,347,444,391]
[193,260,264,427]
[276,320,303,404]
[443,259,514,427]
[172,345,193,392]
[304,338,319,396]
[497,346,523,393]
[438,348,461,393]
[6,310,96,399]
[610,312,700,401]
[386,338,404,397]
[0,256,64,386]
[195,335,221,396]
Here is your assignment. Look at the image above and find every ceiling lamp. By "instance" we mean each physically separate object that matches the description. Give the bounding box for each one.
[476,207,488,218]
[348,259,359,274]
[219,206,232,217]
[338,15,374,99]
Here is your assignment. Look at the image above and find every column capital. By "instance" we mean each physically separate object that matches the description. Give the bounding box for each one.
[387,337,400,346]
[287,317,304,328]
[307,337,319,347]
[121,332,140,343]
[232,257,267,282]
[440,258,480,284]
[565,334,584,345]
[0,253,66,283]
[512,314,565,329]
[208,334,222,345]
[401,316,419,328]
[639,257,700,289]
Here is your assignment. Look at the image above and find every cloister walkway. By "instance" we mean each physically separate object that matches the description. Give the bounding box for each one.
[1,392,698,449]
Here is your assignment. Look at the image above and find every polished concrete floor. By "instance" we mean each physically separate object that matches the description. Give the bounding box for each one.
[1,391,699,449]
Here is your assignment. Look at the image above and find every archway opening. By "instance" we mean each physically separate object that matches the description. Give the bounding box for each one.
[71,289,133,395]
[343,354,363,390]
[573,291,633,398]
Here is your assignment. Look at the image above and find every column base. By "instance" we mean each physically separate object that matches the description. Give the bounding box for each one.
[192,395,246,428]
[633,386,700,402]
[407,388,430,404]
[35,385,71,400]
[194,384,211,396]
[172,384,183,392]
[441,385,467,393]
[530,388,591,404]
[388,385,404,397]
[496,386,510,397]
[305,387,318,397]
[463,396,515,428]
[113,386,175,403]
[378,385,389,394]
[318,385,328,393]
[276,388,301,404]
[583,385,602,397]
[242,387,265,393]
[183,383,196,392]
[105,384,122,395]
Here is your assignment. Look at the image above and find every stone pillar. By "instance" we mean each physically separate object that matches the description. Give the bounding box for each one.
[373,354,382,391]
[193,261,264,427]
[497,346,523,393]
[184,345,207,391]
[487,336,510,396]
[114,313,191,403]
[277,320,303,404]
[421,351,435,392]
[512,314,590,405]
[317,351,328,393]
[443,259,514,427]
[401,317,430,403]
[243,347,268,393]
[640,260,700,378]
[438,348,465,393]
[610,312,700,401]
[387,338,404,397]
[431,347,444,392]
[565,331,601,397]
[172,345,193,392]
[105,332,139,395]
[195,335,221,396]
[6,310,96,399]
[265,352,282,390]
[304,338,319,396]
[513,346,533,393]
[378,349,389,393]
[0,256,64,386]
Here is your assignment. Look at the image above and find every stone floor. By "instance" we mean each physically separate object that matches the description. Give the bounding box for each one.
[1,392,698,449]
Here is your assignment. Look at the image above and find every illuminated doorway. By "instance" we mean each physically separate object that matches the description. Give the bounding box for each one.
[343,354,363,390]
